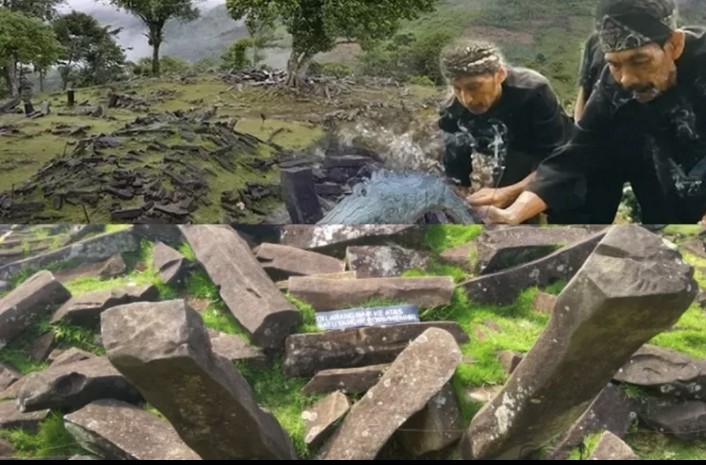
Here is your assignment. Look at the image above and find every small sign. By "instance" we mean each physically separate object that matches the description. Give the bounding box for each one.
[316,304,420,331]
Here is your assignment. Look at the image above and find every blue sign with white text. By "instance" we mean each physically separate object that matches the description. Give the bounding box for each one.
[315,304,420,331]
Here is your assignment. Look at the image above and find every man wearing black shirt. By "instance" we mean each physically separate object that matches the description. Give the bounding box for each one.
[438,40,573,213]
[575,32,605,122]
[478,0,706,225]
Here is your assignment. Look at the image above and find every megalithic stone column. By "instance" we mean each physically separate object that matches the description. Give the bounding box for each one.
[458,225,697,460]
[101,299,298,460]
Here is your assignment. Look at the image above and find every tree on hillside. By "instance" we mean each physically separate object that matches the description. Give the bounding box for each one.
[105,0,199,76]
[0,0,65,20]
[0,8,64,95]
[225,0,439,87]
[53,11,127,89]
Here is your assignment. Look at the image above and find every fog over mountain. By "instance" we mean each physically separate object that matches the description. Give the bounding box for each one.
[58,0,251,63]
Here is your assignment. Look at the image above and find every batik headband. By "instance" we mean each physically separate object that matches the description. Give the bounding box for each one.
[598,11,676,52]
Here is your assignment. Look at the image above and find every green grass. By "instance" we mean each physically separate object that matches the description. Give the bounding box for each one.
[103,225,131,234]
[662,225,702,241]
[184,269,251,341]
[0,348,48,376]
[177,243,196,262]
[37,320,104,356]
[0,412,83,458]
[625,433,706,460]
[424,225,485,254]
[567,431,603,460]
[403,261,469,283]
[237,360,325,459]
[7,257,86,290]
[285,294,320,334]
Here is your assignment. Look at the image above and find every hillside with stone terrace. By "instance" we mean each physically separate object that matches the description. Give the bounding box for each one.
[0,223,705,460]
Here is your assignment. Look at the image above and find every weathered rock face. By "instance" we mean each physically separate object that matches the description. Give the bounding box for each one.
[101,299,297,460]
[322,328,462,460]
[395,383,463,457]
[533,291,557,314]
[277,271,356,291]
[0,401,49,432]
[284,322,469,378]
[179,225,301,350]
[302,391,350,450]
[279,225,426,258]
[460,231,606,305]
[638,397,706,442]
[63,399,201,460]
[614,345,706,401]
[549,383,635,460]
[0,438,13,457]
[345,245,432,278]
[587,431,639,460]
[152,242,188,286]
[287,276,454,311]
[50,285,159,326]
[458,225,697,460]
[439,241,477,271]
[474,226,595,274]
[0,270,71,350]
[207,329,267,367]
[0,363,20,391]
[28,332,56,361]
[17,357,142,413]
[0,228,138,282]
[253,243,345,281]
[50,348,96,367]
[302,364,390,395]
[98,254,126,279]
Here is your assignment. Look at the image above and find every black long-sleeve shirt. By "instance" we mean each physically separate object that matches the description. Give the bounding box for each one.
[528,27,706,223]
[439,67,573,188]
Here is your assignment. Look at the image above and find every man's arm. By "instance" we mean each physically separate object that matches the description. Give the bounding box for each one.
[528,84,573,161]
[468,171,535,208]
[574,87,588,122]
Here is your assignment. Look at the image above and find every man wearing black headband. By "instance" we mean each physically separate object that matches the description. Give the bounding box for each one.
[476,0,706,225]
[438,40,572,216]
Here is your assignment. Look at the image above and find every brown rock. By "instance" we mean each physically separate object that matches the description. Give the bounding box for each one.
[302,364,390,395]
[303,391,350,449]
[322,328,462,460]
[284,322,469,378]
[458,225,697,460]
[50,348,96,367]
[0,401,49,432]
[638,397,706,442]
[0,364,20,392]
[460,230,607,305]
[345,245,432,278]
[287,276,454,311]
[0,270,71,349]
[28,332,56,362]
[254,243,344,281]
[439,242,477,272]
[63,399,201,460]
[153,242,187,286]
[0,438,13,457]
[498,350,524,375]
[587,431,639,460]
[50,285,159,327]
[180,225,301,350]
[207,329,267,368]
[98,254,126,279]
[277,271,356,291]
[101,299,297,460]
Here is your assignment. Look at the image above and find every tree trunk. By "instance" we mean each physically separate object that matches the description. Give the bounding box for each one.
[39,70,45,93]
[1,65,11,96]
[285,50,313,87]
[151,41,161,76]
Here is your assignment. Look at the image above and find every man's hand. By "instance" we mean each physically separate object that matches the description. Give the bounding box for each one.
[467,187,516,209]
[472,206,515,225]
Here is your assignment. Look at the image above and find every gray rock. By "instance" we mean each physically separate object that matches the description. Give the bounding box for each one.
[533,291,557,314]
[50,285,159,327]
[28,332,56,362]
[638,397,706,442]
[207,329,267,368]
[458,225,697,460]
[460,230,607,305]
[0,401,49,432]
[345,245,432,278]
[587,431,639,460]
[254,243,344,281]
[549,383,635,460]
[97,255,126,279]
[614,345,706,401]
[287,276,454,311]
[50,348,96,367]
[63,399,201,460]
[180,225,300,350]
[101,299,297,460]
[17,357,142,413]
[0,270,71,350]
[284,322,469,378]
[396,383,463,457]
[153,242,187,286]
[303,391,350,450]
[0,363,20,391]
[302,364,390,395]
[322,328,462,459]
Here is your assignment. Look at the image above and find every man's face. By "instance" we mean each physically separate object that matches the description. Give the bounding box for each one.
[452,69,506,115]
[605,39,680,103]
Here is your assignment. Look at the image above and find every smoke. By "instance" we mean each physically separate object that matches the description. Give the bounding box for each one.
[335,118,445,173]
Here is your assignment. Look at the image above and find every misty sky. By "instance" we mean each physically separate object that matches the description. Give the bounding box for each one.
[58,0,228,61]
